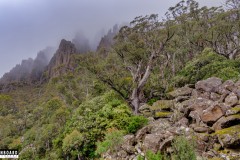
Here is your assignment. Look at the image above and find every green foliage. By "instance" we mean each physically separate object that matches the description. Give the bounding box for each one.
[172,136,197,160]
[8,137,22,150]
[137,155,145,160]
[146,150,163,160]
[0,94,16,116]
[96,128,124,155]
[63,91,148,158]
[147,98,158,106]
[174,48,240,86]
[124,116,148,133]
[62,130,84,157]
[45,97,62,111]
[19,147,36,160]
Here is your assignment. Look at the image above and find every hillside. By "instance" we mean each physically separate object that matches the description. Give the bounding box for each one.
[0,0,239,160]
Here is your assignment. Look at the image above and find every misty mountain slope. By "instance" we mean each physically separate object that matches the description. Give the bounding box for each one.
[0,47,54,85]
[0,24,120,88]
[97,24,119,55]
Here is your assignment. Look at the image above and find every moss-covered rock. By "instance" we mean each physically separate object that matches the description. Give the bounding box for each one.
[208,158,224,160]
[213,115,240,131]
[167,86,193,99]
[215,125,240,148]
[227,105,240,116]
[150,100,173,112]
[154,111,173,118]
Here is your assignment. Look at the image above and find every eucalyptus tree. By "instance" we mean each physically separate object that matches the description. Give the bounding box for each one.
[114,15,174,113]
[83,14,174,114]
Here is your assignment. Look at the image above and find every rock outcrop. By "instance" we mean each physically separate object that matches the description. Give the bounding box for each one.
[97,24,119,55]
[47,39,77,78]
[0,47,54,87]
[104,77,240,160]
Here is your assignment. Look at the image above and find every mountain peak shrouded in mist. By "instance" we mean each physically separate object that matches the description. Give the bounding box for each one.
[0,24,121,86]
[47,39,77,78]
[97,24,120,54]
[0,47,55,84]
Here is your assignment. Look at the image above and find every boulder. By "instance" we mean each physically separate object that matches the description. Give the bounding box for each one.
[235,80,240,87]
[193,126,210,133]
[174,117,189,127]
[154,111,173,119]
[188,98,213,113]
[213,115,240,131]
[150,119,171,133]
[117,150,128,158]
[135,126,152,141]
[143,134,162,153]
[233,88,240,98]
[201,104,224,125]
[139,103,151,113]
[124,134,135,143]
[150,100,173,112]
[195,77,222,92]
[159,136,174,151]
[139,104,152,117]
[210,92,221,101]
[192,89,210,99]
[226,105,240,116]
[216,125,240,148]
[216,84,231,95]
[218,103,231,114]
[224,93,238,107]
[222,80,235,91]
[189,111,202,125]
[175,96,191,103]
[168,86,193,98]
[175,99,195,113]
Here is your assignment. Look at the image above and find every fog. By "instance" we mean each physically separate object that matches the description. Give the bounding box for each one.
[0,0,222,77]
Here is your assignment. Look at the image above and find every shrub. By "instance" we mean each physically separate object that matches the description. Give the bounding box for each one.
[174,48,240,87]
[146,150,163,160]
[147,98,158,106]
[137,155,145,160]
[96,128,124,155]
[45,98,62,111]
[172,136,196,160]
[124,116,148,133]
[63,91,148,158]
[62,130,84,157]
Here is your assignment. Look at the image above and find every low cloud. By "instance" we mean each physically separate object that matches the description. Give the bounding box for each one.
[0,0,222,77]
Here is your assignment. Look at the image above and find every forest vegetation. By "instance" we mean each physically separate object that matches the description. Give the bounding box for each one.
[0,0,239,159]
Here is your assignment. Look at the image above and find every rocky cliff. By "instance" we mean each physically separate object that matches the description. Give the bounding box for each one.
[104,77,240,160]
[0,47,54,85]
[97,24,119,55]
[47,39,77,78]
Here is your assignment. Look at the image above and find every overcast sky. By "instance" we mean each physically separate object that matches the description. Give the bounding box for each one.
[0,0,223,77]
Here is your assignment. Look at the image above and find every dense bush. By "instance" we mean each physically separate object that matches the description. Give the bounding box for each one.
[174,48,240,87]
[124,116,148,133]
[96,128,124,155]
[172,136,196,160]
[146,150,164,160]
[62,91,148,158]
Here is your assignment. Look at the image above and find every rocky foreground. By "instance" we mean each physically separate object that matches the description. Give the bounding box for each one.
[104,77,240,160]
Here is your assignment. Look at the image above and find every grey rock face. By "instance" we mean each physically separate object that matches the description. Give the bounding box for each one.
[47,39,77,78]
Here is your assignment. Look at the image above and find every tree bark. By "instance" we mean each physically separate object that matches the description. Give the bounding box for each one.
[131,88,140,114]
[130,52,155,114]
